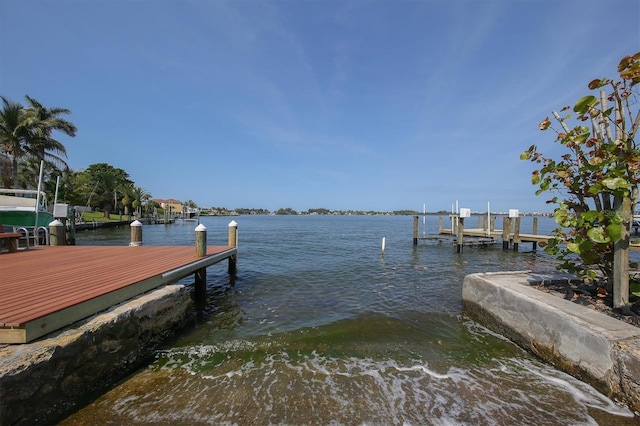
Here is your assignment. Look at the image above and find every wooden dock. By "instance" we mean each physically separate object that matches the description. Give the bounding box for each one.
[413,214,552,252]
[0,245,236,344]
[414,215,640,252]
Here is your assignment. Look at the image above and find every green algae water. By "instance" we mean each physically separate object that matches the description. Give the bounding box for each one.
[61,215,638,425]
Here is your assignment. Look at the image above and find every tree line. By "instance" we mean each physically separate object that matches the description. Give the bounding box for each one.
[0,95,152,218]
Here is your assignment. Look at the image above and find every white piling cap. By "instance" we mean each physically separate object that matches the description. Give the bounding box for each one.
[195,223,207,231]
[228,220,238,227]
[48,219,64,227]
[130,220,142,227]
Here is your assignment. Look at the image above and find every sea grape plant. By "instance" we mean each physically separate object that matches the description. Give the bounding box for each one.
[521,52,640,307]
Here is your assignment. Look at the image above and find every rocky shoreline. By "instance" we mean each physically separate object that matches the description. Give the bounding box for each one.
[0,285,193,426]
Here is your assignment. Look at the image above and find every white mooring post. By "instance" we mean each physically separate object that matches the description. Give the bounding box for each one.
[195,223,207,287]
[49,220,65,246]
[195,223,207,257]
[129,220,143,246]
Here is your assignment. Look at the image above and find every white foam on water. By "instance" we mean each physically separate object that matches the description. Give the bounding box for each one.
[120,340,636,425]
[510,357,634,418]
[393,364,455,380]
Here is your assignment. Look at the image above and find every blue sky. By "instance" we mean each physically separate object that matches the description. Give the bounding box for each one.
[1,1,639,213]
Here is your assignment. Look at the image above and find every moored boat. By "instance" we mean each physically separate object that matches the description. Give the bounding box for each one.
[0,189,54,229]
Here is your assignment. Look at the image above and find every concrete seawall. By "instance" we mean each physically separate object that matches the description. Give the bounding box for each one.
[0,284,193,426]
[463,271,640,413]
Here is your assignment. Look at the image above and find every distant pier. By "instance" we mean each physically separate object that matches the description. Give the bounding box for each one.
[413,214,551,253]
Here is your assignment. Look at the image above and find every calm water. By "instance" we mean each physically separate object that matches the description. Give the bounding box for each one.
[61,215,638,425]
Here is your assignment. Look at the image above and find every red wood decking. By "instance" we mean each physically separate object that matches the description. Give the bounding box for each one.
[0,245,236,344]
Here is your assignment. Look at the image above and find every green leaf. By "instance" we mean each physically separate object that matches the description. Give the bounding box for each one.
[573,133,589,145]
[574,95,597,113]
[587,226,609,243]
[609,212,623,225]
[631,281,640,297]
[602,177,631,190]
[531,173,540,185]
[606,223,622,241]
[582,211,601,223]
[567,242,580,253]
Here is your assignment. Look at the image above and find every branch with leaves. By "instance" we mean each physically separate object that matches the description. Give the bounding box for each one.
[521,52,640,303]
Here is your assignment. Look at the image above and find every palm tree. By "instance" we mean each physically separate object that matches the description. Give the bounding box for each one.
[130,186,151,218]
[23,95,76,170]
[94,169,119,218]
[0,97,29,187]
[0,95,76,188]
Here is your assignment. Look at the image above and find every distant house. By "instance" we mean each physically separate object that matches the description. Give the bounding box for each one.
[153,198,183,216]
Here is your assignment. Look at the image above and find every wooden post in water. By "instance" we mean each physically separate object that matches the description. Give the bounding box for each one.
[195,224,207,287]
[413,216,419,245]
[228,220,238,275]
[502,217,510,250]
[457,217,465,253]
[532,216,539,251]
[457,208,470,253]
[508,209,519,251]
[129,220,142,246]
[513,217,521,251]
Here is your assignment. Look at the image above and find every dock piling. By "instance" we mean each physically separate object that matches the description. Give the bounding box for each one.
[49,220,65,246]
[195,224,207,287]
[129,220,143,246]
[195,224,207,257]
[502,217,510,249]
[457,217,465,253]
[228,220,238,275]
[413,216,419,245]
[513,217,521,251]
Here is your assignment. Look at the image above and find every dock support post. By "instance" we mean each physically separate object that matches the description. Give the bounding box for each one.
[532,216,539,251]
[67,208,76,245]
[195,224,207,287]
[513,217,521,251]
[228,220,238,275]
[457,218,465,253]
[129,220,143,246]
[413,216,419,245]
[502,217,510,250]
[49,220,65,246]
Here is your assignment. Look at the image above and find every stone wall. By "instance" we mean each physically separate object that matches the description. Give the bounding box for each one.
[0,285,193,426]
[462,271,640,413]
